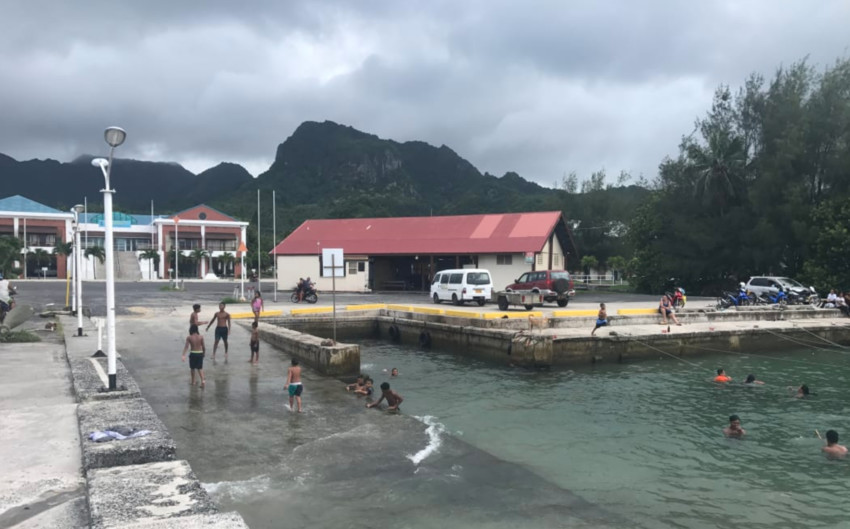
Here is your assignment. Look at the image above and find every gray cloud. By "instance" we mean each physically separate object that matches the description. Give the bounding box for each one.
[1,1,848,185]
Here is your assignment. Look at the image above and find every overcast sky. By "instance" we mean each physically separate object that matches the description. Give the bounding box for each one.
[1,1,847,186]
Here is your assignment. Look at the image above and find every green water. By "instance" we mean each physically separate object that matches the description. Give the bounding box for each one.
[361,341,850,528]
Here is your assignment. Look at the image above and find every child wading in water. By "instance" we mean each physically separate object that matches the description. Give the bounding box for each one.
[249,321,260,364]
[252,291,264,323]
[592,303,608,336]
[182,324,206,388]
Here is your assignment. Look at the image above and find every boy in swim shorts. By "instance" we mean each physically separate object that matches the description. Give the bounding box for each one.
[249,322,259,364]
[286,358,303,412]
[205,302,231,359]
[366,382,403,412]
[181,324,206,388]
[591,303,608,336]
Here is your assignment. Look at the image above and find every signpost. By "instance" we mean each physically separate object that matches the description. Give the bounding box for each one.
[321,248,344,343]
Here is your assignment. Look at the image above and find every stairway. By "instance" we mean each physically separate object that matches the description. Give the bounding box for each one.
[115,251,142,281]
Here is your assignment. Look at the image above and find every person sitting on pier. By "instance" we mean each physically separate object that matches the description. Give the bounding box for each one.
[366,382,403,412]
[346,375,365,392]
[723,415,745,438]
[591,303,608,336]
[714,368,732,383]
[659,294,681,326]
[354,378,374,396]
[822,430,848,459]
[743,374,764,385]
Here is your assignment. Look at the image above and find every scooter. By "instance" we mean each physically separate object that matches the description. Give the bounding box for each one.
[671,287,686,308]
[759,288,788,305]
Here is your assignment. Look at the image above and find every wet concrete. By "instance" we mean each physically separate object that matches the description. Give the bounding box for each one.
[117,309,631,528]
[0,342,88,528]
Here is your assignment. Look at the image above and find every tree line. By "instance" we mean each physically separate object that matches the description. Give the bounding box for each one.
[624,57,850,294]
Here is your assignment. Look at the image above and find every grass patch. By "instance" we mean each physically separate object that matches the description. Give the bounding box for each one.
[0,330,41,343]
[220,297,248,304]
[159,285,182,292]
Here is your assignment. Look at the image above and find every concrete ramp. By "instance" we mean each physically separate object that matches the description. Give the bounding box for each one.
[0,304,35,331]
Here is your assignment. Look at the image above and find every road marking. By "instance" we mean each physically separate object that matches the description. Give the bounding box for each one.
[89,357,109,386]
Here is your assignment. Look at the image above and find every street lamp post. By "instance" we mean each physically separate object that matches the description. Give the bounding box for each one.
[71,204,85,336]
[91,126,126,391]
[174,217,180,288]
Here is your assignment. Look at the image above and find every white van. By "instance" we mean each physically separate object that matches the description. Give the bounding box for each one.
[430,268,493,306]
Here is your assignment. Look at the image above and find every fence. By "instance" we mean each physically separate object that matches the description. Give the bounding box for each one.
[571,274,629,287]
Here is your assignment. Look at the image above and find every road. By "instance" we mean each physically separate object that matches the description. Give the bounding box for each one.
[12,279,716,318]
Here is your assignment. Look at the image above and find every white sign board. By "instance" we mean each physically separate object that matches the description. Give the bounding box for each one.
[322,248,345,277]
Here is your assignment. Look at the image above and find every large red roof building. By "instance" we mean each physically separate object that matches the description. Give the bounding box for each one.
[271,211,576,292]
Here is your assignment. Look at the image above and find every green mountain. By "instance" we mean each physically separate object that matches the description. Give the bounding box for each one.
[0,155,252,212]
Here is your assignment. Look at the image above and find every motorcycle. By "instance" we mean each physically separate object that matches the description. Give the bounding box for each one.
[671,287,686,308]
[0,285,17,325]
[759,288,788,306]
[290,282,318,304]
[717,289,750,309]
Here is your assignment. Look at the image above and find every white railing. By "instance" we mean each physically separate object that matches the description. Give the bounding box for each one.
[571,274,629,286]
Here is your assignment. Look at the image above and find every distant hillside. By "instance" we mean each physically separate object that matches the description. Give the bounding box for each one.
[0,155,252,212]
[0,120,651,265]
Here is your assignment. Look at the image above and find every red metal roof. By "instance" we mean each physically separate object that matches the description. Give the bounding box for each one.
[271,212,564,255]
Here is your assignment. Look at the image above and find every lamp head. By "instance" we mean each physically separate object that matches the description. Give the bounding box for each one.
[104,126,126,148]
[73,204,84,214]
[91,157,108,168]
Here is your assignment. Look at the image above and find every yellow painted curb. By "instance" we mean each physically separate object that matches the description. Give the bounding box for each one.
[345,303,387,311]
[482,311,544,319]
[617,308,659,315]
[386,304,413,312]
[232,310,283,319]
[552,310,598,317]
[443,309,481,318]
[412,306,444,316]
[291,307,334,315]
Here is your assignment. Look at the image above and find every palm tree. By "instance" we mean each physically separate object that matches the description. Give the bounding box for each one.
[190,248,210,278]
[85,246,106,279]
[138,249,160,280]
[219,252,235,277]
[53,241,74,278]
[687,129,747,215]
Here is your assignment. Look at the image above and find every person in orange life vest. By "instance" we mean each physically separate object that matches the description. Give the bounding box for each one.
[714,368,732,383]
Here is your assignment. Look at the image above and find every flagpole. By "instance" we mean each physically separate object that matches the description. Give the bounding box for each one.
[273,190,277,302]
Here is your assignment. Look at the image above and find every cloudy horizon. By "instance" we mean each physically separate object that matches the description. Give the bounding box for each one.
[1,1,848,185]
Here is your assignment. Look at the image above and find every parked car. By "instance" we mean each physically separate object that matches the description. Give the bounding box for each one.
[431,268,493,306]
[505,270,575,307]
[745,276,815,301]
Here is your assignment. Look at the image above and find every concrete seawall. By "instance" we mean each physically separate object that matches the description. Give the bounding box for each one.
[60,316,249,528]
[251,322,360,376]
[265,306,850,368]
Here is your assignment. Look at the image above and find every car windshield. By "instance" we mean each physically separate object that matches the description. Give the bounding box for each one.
[466,272,490,285]
[778,277,804,288]
[551,272,569,280]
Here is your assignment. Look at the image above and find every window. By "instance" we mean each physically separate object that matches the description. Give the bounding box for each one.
[517,273,530,283]
[348,261,358,274]
[496,254,513,265]
[440,274,449,285]
[449,273,463,284]
[553,254,560,267]
[466,272,491,285]
[536,254,544,266]
[358,262,365,272]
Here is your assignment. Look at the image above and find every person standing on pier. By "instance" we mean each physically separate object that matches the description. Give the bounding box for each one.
[190,303,207,328]
[182,324,206,388]
[286,358,303,412]
[205,302,231,360]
